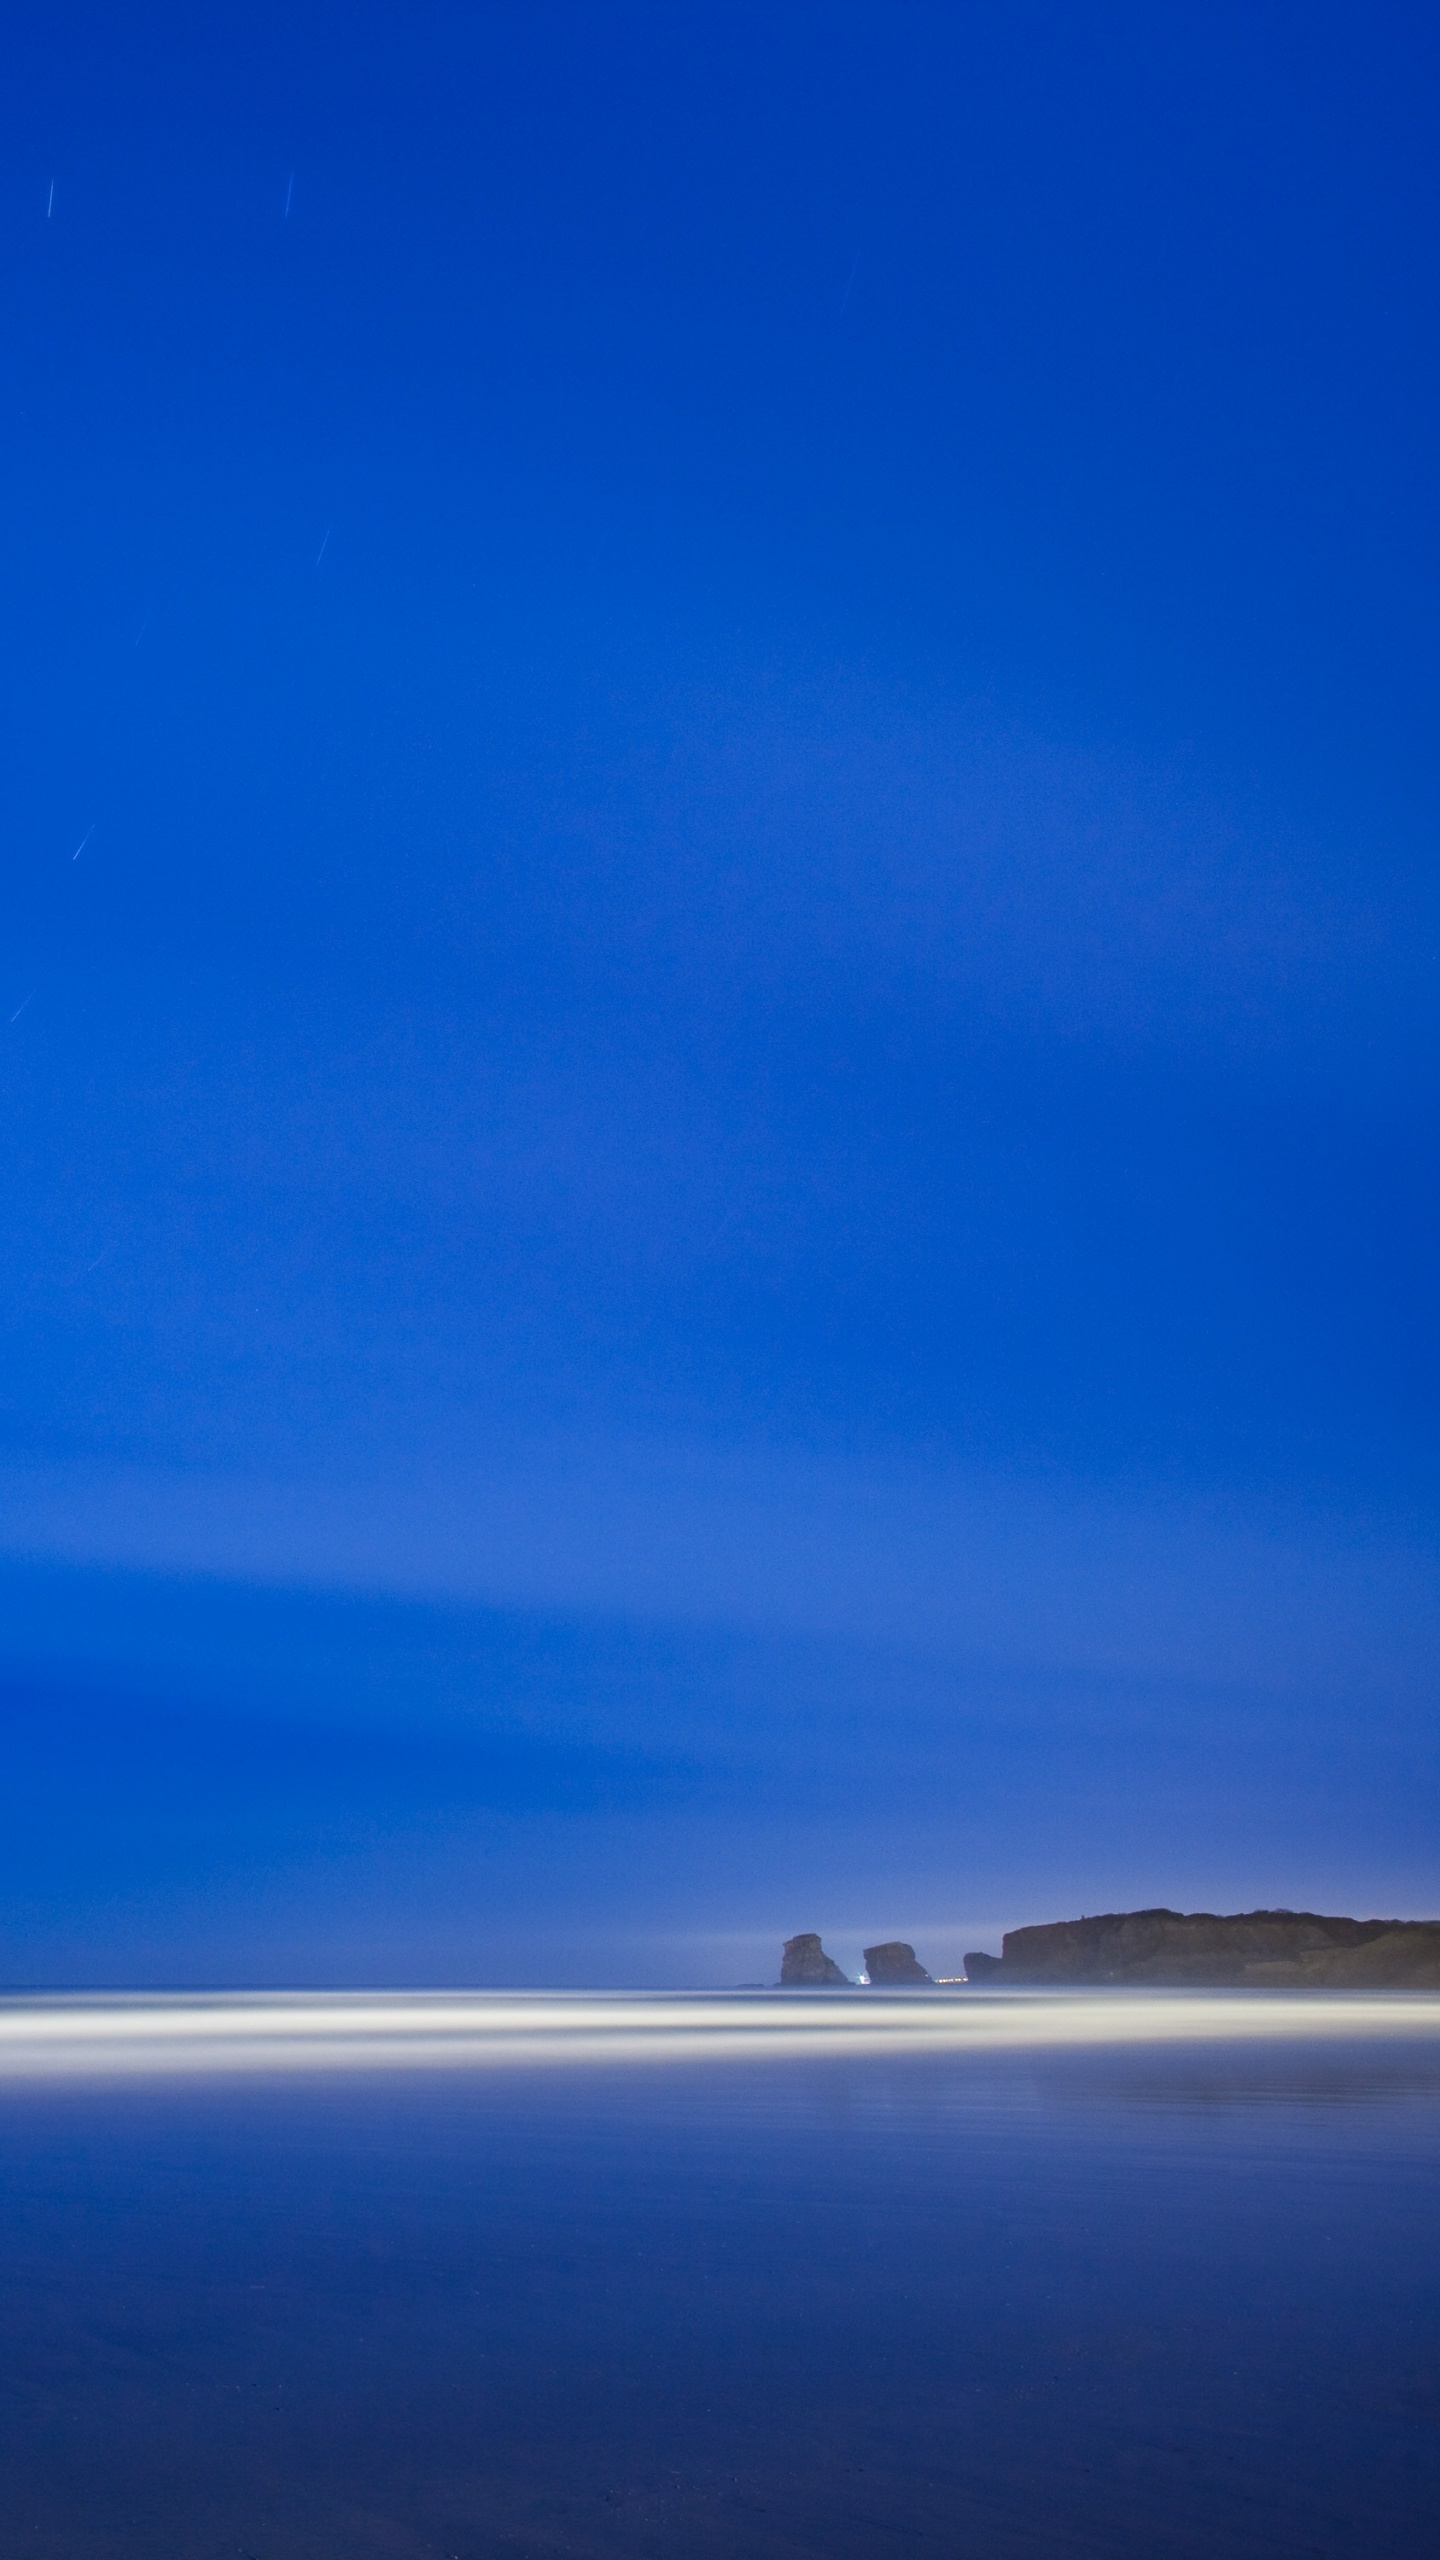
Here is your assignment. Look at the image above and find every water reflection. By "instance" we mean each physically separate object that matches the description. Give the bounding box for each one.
[2,2005,1438,2558]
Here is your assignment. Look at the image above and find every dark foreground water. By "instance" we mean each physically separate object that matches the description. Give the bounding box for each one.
[3,2004,1439,2557]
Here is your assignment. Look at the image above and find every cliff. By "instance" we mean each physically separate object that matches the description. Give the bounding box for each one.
[963,1908,1440,1989]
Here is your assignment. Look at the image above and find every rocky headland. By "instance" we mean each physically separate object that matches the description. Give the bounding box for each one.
[963,1908,1440,1989]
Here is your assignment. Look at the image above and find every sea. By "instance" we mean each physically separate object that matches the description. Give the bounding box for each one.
[2,1989,1438,2558]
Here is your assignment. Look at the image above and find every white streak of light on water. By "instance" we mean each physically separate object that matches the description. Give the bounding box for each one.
[1,1990,1438,2081]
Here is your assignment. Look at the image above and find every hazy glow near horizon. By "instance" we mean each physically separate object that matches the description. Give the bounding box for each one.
[2,1990,1438,2082]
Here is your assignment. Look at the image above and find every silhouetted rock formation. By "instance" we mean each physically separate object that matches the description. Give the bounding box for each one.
[779,1932,852,1986]
[864,1941,934,1985]
[964,1909,1440,1989]
[963,1951,1003,1981]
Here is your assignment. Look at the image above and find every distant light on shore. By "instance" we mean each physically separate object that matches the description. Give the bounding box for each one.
[2,1989,1438,2082]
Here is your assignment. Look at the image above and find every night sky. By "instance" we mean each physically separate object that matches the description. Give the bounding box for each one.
[2,2,1437,1985]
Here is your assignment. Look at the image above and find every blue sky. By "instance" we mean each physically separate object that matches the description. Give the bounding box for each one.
[2,2,1437,1984]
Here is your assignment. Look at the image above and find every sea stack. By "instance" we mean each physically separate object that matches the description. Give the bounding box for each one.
[779,1933,852,1986]
[863,1941,934,1985]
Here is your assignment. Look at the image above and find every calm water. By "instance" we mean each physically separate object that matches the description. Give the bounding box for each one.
[2,1995,1439,2558]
